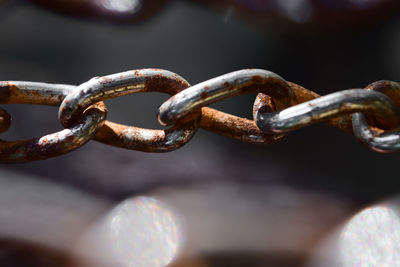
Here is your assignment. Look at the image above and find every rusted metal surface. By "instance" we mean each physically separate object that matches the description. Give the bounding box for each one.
[353,81,400,153]
[0,82,107,162]
[158,69,298,143]
[0,81,75,105]
[286,82,354,133]
[366,80,400,106]
[158,69,298,125]
[1,68,400,162]
[255,89,399,134]
[157,69,395,142]
[188,81,326,144]
[0,103,106,163]
[199,107,281,144]
[59,69,201,152]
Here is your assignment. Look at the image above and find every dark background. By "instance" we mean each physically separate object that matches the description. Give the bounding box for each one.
[0,1,399,265]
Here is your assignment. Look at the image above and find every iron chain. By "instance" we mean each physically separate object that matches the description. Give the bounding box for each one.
[0,69,399,162]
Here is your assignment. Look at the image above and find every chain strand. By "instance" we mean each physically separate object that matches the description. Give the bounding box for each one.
[0,69,399,162]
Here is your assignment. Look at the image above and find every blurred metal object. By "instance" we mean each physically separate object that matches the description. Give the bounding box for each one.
[339,206,400,267]
[23,0,400,25]
[28,0,167,22]
[196,0,400,27]
[1,68,400,162]
[77,196,183,267]
[149,182,354,267]
[75,182,354,267]
[308,197,400,267]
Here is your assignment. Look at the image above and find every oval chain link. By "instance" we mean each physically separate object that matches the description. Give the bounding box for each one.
[0,81,106,162]
[254,89,399,134]
[59,69,201,152]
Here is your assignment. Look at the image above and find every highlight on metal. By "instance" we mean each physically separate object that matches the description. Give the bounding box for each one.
[0,68,399,162]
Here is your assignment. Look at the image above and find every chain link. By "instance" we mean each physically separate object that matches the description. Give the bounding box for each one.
[0,69,399,162]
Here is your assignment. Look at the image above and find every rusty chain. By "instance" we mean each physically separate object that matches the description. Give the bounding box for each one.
[0,68,399,162]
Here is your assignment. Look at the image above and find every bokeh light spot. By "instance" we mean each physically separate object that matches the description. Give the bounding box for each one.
[340,206,400,267]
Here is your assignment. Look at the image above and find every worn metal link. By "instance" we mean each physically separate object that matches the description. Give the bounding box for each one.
[0,81,107,162]
[158,69,298,144]
[59,69,201,152]
[0,68,399,162]
[352,81,400,153]
[255,89,399,134]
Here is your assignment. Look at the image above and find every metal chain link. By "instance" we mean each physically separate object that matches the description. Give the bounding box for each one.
[0,68,399,162]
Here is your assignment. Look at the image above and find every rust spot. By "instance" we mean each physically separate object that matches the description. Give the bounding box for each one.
[366,80,400,106]
[200,91,208,99]
[199,107,281,145]
[134,70,143,77]
[0,82,12,102]
[144,74,189,95]
[223,82,230,88]
[99,76,113,85]
[251,75,264,83]
[30,90,41,98]
[94,117,199,153]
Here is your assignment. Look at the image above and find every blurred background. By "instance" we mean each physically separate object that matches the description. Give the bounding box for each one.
[0,0,400,266]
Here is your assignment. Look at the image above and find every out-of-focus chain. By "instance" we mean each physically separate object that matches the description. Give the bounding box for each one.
[0,68,399,162]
